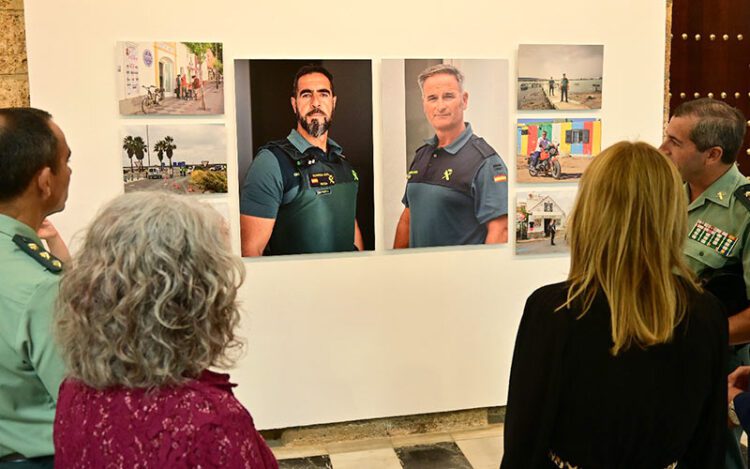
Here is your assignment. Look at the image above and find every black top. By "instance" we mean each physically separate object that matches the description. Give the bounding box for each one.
[501,281,728,469]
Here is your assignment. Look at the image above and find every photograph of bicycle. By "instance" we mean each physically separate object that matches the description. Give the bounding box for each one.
[116,41,224,116]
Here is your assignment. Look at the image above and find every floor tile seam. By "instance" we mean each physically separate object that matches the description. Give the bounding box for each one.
[326,446,400,455]
[271,446,329,460]
[390,433,456,449]
[450,431,504,442]
[323,438,394,455]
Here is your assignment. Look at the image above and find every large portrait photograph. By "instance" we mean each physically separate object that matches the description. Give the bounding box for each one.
[381,59,510,250]
[116,41,224,116]
[517,44,604,111]
[234,59,374,257]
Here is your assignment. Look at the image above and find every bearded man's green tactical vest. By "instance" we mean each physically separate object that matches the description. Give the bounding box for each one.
[263,139,359,255]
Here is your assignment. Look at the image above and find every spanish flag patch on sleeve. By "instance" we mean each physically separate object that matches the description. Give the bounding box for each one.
[493,174,507,183]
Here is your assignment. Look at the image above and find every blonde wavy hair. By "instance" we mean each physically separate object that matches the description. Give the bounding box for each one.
[562,141,699,355]
[56,192,245,388]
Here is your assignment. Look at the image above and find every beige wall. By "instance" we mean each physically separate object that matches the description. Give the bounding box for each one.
[25,0,669,430]
[0,0,28,106]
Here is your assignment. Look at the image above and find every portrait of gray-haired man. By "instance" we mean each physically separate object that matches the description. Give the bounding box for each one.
[394,64,509,249]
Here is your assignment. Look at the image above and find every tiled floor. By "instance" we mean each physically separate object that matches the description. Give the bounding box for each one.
[273,424,504,469]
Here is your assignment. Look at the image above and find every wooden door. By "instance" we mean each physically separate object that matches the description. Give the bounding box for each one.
[668,0,750,173]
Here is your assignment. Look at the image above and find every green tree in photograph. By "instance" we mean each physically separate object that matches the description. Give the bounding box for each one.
[182,42,213,111]
[516,204,529,240]
[163,135,176,174]
[122,135,137,176]
[153,140,166,167]
[123,135,148,177]
[132,136,147,174]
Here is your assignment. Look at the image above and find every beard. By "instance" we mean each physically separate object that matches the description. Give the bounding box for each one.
[297,109,332,138]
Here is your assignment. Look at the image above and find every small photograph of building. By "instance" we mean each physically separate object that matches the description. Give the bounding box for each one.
[517,44,604,111]
[116,41,224,116]
[516,118,601,184]
[121,124,227,195]
[516,190,577,256]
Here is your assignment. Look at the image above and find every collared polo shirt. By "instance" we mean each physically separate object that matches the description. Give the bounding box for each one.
[403,123,508,247]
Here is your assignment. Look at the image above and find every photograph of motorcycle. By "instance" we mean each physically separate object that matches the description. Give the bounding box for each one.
[527,142,562,179]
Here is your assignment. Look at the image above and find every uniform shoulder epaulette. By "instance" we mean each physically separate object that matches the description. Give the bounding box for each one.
[260,138,296,157]
[415,142,431,153]
[734,184,750,211]
[471,137,497,159]
[12,234,63,273]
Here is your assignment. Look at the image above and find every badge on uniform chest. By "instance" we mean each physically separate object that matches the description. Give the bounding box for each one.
[309,172,336,187]
[689,219,738,256]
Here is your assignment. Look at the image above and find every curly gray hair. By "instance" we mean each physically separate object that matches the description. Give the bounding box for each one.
[56,191,245,388]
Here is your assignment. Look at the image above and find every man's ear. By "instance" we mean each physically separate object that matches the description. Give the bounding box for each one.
[706,146,724,165]
[290,96,297,114]
[36,166,53,200]
[462,91,468,110]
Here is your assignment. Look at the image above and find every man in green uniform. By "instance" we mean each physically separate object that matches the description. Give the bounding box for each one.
[660,98,749,469]
[560,73,569,103]
[239,65,363,256]
[0,108,72,468]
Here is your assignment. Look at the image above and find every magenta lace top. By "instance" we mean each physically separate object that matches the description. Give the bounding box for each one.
[53,370,278,468]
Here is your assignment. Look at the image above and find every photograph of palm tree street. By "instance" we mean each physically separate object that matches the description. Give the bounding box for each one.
[121,124,227,195]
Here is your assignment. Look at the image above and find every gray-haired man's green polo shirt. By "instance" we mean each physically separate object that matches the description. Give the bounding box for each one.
[0,214,65,459]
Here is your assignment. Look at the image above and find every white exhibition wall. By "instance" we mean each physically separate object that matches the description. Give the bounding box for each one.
[24,0,667,430]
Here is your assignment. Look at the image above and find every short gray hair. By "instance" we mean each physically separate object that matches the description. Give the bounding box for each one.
[56,191,245,388]
[417,64,464,94]
[673,98,747,164]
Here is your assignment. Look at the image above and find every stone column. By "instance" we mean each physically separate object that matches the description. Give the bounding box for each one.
[0,0,28,106]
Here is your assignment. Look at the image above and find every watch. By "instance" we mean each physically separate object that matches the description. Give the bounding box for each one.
[729,399,741,426]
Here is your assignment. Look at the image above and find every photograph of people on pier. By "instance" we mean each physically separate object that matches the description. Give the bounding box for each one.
[517,44,603,111]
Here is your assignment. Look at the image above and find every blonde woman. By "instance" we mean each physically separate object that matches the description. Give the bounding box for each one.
[501,142,727,468]
[53,192,278,468]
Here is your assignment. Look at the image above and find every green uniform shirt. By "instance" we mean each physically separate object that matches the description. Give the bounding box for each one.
[0,214,65,458]
[684,165,750,298]
[683,165,750,469]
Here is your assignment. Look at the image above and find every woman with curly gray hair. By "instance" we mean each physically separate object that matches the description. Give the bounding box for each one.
[52,192,278,468]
